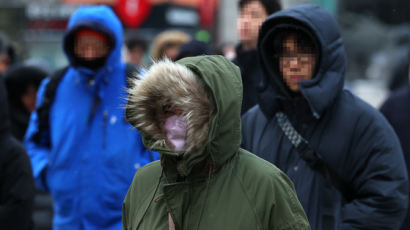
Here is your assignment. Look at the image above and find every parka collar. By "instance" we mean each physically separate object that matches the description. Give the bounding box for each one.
[258,4,346,119]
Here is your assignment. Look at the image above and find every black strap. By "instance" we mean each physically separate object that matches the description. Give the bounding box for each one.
[31,66,69,146]
[275,112,347,191]
[275,112,325,170]
[275,111,341,229]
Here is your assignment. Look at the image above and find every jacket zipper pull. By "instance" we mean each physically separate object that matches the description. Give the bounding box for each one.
[102,110,108,149]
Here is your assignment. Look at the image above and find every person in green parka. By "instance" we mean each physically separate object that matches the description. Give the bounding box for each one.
[122,55,310,230]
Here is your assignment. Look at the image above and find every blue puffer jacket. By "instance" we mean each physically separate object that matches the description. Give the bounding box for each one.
[242,4,409,230]
[24,5,158,230]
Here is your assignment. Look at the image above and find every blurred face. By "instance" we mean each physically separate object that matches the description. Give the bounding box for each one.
[0,54,10,73]
[164,45,181,61]
[127,47,145,65]
[21,85,38,112]
[163,106,186,151]
[237,0,268,50]
[279,35,316,92]
[74,35,109,60]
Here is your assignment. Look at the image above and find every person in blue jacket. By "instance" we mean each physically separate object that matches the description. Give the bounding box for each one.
[241,4,409,230]
[24,5,158,230]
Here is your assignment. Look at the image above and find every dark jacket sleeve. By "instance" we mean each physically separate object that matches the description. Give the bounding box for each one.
[241,105,265,150]
[24,78,51,191]
[379,97,393,121]
[341,110,409,230]
[0,137,35,230]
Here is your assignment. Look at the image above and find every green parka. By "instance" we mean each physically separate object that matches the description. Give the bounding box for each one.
[123,55,310,230]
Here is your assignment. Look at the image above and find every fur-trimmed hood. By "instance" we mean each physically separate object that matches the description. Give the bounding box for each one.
[126,55,242,176]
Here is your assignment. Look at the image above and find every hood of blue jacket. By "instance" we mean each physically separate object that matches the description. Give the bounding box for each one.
[258,4,346,118]
[63,5,123,71]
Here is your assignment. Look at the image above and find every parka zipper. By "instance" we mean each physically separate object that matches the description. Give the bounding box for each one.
[102,110,108,149]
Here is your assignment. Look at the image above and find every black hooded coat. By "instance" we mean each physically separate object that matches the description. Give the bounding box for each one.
[380,86,410,230]
[4,64,47,141]
[233,44,264,115]
[0,78,35,229]
[242,4,409,230]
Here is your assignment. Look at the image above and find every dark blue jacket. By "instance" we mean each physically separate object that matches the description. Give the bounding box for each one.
[380,86,410,230]
[24,5,158,230]
[242,4,409,230]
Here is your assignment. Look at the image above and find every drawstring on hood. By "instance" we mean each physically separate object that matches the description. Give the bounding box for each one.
[135,170,164,230]
[195,163,214,230]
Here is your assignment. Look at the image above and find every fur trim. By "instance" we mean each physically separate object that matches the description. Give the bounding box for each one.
[127,59,211,153]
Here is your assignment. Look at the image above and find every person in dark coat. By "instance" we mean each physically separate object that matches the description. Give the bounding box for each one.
[174,40,212,61]
[4,64,52,230]
[241,4,409,230]
[4,64,47,141]
[125,35,148,67]
[0,33,18,74]
[0,77,35,229]
[234,0,281,114]
[380,49,410,230]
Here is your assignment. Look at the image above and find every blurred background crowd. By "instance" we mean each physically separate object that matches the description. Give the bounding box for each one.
[0,0,408,108]
[0,0,409,106]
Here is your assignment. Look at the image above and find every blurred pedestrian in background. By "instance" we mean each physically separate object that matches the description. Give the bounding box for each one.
[174,39,212,61]
[0,77,35,230]
[125,35,148,67]
[0,33,18,74]
[242,4,408,230]
[4,63,52,230]
[217,42,236,61]
[380,47,410,230]
[123,56,310,230]
[234,0,281,115]
[387,31,410,91]
[4,64,47,141]
[24,5,157,230]
[150,30,190,61]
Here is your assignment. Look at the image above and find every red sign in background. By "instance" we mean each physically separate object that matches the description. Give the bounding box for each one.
[115,0,152,28]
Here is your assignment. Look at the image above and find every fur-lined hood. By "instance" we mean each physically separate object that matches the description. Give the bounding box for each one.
[126,55,242,176]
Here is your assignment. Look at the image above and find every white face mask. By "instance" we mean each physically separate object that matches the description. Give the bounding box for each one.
[164,115,187,151]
